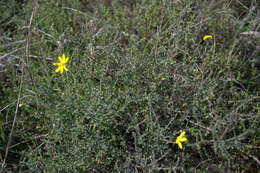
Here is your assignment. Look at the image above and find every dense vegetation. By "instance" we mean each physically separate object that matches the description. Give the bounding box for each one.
[0,0,259,172]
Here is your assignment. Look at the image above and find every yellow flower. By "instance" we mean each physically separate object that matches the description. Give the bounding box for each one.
[175,131,188,149]
[53,53,69,74]
[203,35,213,41]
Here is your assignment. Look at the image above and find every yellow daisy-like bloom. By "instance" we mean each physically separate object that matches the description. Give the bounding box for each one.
[203,35,213,41]
[175,131,188,149]
[53,54,69,74]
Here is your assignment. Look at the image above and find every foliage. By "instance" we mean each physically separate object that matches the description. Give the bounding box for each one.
[0,0,259,172]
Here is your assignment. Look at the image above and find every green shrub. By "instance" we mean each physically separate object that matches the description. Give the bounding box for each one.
[1,0,259,172]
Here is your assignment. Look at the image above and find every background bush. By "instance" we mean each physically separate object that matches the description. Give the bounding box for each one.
[0,0,259,172]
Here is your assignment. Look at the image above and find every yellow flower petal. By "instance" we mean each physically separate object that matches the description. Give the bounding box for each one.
[62,53,66,60]
[58,56,62,62]
[180,131,186,138]
[60,67,64,74]
[64,66,68,71]
[180,137,187,142]
[55,66,61,73]
[203,35,213,41]
[177,141,183,149]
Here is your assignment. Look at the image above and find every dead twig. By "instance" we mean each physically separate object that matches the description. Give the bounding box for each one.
[25,0,39,86]
[240,31,260,38]
[2,57,24,168]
